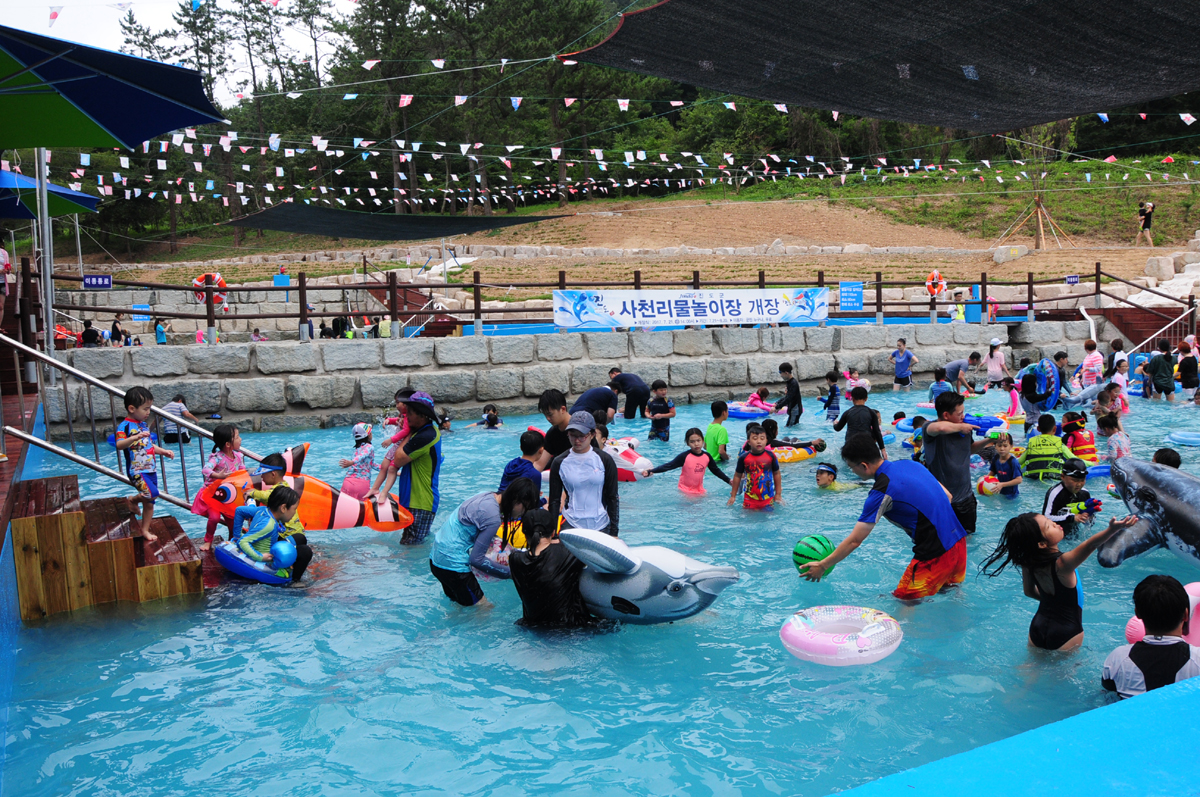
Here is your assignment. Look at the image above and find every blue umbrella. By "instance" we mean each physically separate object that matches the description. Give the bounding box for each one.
[0,169,99,220]
[0,23,224,149]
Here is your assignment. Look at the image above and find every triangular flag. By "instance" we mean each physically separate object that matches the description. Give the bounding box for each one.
[399,95,413,107]
[773,104,788,113]
[723,102,736,110]
[1163,156,1175,163]
[1182,113,1197,126]
[669,100,684,107]
[1097,113,1109,123]
[1103,155,1118,163]
[343,94,358,100]
[617,99,630,111]
[551,148,562,160]
[511,97,522,110]
[48,6,62,25]
[500,58,509,73]
[362,60,380,70]
[832,110,839,121]
[455,95,467,106]
[431,59,445,69]
[1139,113,1148,120]
[287,92,302,99]
[564,98,577,107]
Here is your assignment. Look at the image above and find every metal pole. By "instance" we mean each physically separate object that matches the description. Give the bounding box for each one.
[1094,261,1102,310]
[74,214,84,278]
[1026,272,1035,324]
[817,270,826,328]
[205,273,216,344]
[387,270,399,339]
[472,269,482,337]
[35,147,56,385]
[875,271,884,326]
[298,272,309,342]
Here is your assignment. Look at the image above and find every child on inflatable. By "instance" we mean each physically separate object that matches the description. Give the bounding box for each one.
[338,422,377,500]
[745,386,773,412]
[247,454,314,581]
[1061,412,1099,464]
[366,388,413,503]
[465,404,503,429]
[193,423,244,552]
[980,509,1139,651]
[814,462,858,491]
[642,427,732,495]
[232,485,301,578]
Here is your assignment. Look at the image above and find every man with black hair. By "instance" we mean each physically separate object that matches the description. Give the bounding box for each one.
[570,384,618,421]
[833,386,885,455]
[1153,448,1182,469]
[944,352,982,394]
[798,433,967,600]
[1103,575,1200,698]
[608,367,652,419]
[535,389,573,468]
[923,391,992,534]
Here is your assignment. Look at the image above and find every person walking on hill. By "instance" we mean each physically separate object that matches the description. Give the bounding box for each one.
[1135,201,1155,247]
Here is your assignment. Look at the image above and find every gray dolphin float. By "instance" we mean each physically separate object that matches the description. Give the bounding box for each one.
[558,529,739,624]
[1098,457,1200,569]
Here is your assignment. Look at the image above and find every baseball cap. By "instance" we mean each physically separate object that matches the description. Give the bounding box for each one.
[990,337,1002,346]
[566,411,597,435]
[353,422,372,441]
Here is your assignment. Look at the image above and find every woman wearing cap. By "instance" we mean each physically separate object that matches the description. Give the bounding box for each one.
[390,391,444,545]
[982,338,1010,389]
[548,411,620,537]
[429,477,539,607]
[338,422,377,500]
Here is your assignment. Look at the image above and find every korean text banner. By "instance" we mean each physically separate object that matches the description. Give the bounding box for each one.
[553,288,829,329]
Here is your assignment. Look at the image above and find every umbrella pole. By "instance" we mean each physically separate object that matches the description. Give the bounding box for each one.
[35,147,56,387]
[74,214,83,277]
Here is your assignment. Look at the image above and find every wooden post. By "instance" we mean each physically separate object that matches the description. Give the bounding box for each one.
[980,271,988,324]
[633,270,642,290]
[692,269,700,290]
[875,270,883,326]
[298,272,309,342]
[558,270,566,291]
[204,273,216,345]
[472,269,483,336]
[1026,272,1035,323]
[758,269,765,290]
[387,270,399,338]
[1094,261,1102,310]
[929,294,937,325]
[817,270,826,328]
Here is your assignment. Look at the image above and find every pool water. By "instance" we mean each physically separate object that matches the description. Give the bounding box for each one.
[8,390,1200,795]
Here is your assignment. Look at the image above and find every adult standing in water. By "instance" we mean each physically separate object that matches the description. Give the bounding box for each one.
[548,412,620,537]
[509,507,593,627]
[391,391,444,545]
[608,366,651,419]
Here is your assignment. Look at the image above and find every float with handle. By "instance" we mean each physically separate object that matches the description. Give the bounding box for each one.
[774,445,817,464]
[925,270,947,296]
[1016,358,1061,409]
[727,402,769,419]
[192,272,231,312]
[606,437,653,482]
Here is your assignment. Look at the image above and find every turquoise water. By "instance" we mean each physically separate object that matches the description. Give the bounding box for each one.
[8,390,1200,796]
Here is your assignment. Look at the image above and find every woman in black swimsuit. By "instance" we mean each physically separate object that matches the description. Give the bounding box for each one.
[980,512,1140,651]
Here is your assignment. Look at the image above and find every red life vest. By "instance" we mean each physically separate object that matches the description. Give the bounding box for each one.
[1065,430,1098,462]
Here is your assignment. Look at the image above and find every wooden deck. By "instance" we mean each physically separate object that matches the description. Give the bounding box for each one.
[0,392,41,561]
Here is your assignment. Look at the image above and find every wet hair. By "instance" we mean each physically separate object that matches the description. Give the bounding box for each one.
[825,370,839,383]
[1061,411,1087,432]
[211,423,239,453]
[934,367,947,381]
[762,419,778,438]
[261,452,285,470]
[123,385,154,411]
[1019,357,1032,368]
[595,423,609,445]
[850,386,868,402]
[1001,376,1016,390]
[1158,338,1171,353]
[685,426,704,443]
[538,389,568,413]
[516,507,556,554]
[500,477,540,540]
[1135,575,1191,635]
[934,390,964,419]
[816,462,838,477]
[746,423,767,439]
[911,416,927,430]
[1037,413,1057,433]
[172,394,186,404]
[993,432,1013,446]
[1097,413,1120,431]
[979,513,1058,577]
[893,411,906,420]
[968,351,981,362]
[1021,373,1039,395]
[1095,390,1111,407]
[591,410,609,428]
[651,379,667,391]
[779,362,794,375]
[1054,351,1069,362]
[711,400,728,419]
[482,403,498,413]
[841,433,883,467]
[757,386,770,399]
[519,430,544,456]
[1153,448,1182,469]
[485,413,500,429]
[267,485,299,512]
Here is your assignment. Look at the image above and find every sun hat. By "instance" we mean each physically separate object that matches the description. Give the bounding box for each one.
[400,391,439,422]
[352,422,372,441]
[566,411,597,435]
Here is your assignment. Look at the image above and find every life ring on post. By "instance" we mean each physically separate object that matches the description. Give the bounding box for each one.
[925,270,947,296]
[192,272,230,312]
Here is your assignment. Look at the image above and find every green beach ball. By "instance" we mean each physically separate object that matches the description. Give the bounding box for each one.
[792,534,836,576]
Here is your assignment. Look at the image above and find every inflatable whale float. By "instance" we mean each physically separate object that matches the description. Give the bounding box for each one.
[1099,457,1200,570]
[558,529,739,624]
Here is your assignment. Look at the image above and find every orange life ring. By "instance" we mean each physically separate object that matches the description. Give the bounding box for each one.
[192,272,230,311]
[926,270,947,296]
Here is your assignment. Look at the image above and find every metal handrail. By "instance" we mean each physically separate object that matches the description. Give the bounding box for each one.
[3,425,192,511]
[0,331,265,462]
[1127,305,1196,355]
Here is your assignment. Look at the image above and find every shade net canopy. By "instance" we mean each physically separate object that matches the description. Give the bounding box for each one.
[0,168,99,220]
[566,0,1200,133]
[0,24,224,149]
[227,202,567,241]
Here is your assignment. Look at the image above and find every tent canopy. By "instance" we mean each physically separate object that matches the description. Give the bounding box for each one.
[565,0,1200,133]
[0,168,99,220]
[227,202,567,241]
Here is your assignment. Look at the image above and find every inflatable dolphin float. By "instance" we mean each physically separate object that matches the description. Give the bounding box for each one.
[558,529,739,624]
[1099,457,1200,570]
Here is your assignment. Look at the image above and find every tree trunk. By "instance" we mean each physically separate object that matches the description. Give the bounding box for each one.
[557,158,568,207]
[479,164,492,216]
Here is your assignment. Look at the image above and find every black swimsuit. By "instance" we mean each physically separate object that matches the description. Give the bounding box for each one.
[1028,557,1083,650]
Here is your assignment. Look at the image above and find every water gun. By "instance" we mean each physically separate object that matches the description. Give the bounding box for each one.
[1065,498,1103,516]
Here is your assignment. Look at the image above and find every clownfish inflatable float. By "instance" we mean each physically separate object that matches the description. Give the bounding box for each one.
[198,469,412,533]
[605,437,653,482]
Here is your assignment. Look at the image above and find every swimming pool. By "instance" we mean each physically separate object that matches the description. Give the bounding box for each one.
[7,389,1200,795]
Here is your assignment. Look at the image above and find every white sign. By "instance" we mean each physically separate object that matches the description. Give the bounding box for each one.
[553,288,828,330]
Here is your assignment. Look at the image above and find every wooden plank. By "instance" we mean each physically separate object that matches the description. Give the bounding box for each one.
[58,512,93,611]
[36,515,71,617]
[62,476,81,513]
[87,539,117,605]
[178,559,204,595]
[111,536,138,603]
[136,564,163,603]
[11,517,48,622]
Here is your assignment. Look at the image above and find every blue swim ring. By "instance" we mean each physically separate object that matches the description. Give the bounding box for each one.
[727,403,768,419]
[882,432,896,445]
[213,541,291,585]
[902,436,915,450]
[1086,463,1111,479]
[1167,431,1200,447]
[896,418,915,433]
[1016,359,1060,410]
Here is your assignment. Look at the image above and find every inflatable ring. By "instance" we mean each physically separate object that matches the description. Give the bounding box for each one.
[915,402,935,409]
[606,437,652,481]
[192,272,230,311]
[895,418,915,433]
[925,270,946,296]
[902,436,915,450]
[780,605,904,666]
[1017,358,1060,410]
[774,445,816,464]
[213,541,290,585]
[1168,431,1200,447]
[998,412,1026,424]
[728,402,769,419]
[882,432,896,445]
[1086,463,1111,479]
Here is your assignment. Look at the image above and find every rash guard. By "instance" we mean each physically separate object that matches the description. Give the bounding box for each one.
[232,505,280,562]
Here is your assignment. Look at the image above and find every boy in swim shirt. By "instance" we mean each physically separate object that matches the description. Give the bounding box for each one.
[728,424,782,510]
[815,462,859,491]
[231,486,300,577]
[245,454,314,581]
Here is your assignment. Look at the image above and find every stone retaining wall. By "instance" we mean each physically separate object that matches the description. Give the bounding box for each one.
[44,320,1105,436]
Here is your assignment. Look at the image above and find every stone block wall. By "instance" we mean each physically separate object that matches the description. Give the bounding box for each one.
[46,320,1105,434]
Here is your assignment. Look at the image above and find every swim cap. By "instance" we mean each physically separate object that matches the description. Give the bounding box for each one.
[1062,458,1089,479]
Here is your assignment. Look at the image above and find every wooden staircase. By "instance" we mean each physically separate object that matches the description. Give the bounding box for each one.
[11,475,204,622]
[0,280,37,396]
[361,280,461,337]
[1096,306,1192,349]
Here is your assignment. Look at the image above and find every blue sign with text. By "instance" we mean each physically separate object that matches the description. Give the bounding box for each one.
[83,274,111,290]
[839,281,864,312]
[132,304,152,322]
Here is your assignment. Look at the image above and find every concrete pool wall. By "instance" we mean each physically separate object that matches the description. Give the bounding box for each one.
[44,320,1104,435]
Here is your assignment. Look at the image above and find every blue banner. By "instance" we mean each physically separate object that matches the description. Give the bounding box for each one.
[839,281,864,312]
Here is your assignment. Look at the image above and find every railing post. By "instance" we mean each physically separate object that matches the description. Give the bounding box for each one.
[204,273,216,344]
[692,269,700,290]
[817,270,826,328]
[875,271,883,326]
[298,271,309,342]
[1094,261,1102,310]
[1027,272,1035,324]
[633,269,642,291]
[387,270,399,338]
[979,271,988,325]
[472,270,482,337]
[758,269,765,290]
[19,257,36,383]
[558,270,566,291]
[929,294,937,325]
[1191,295,1197,339]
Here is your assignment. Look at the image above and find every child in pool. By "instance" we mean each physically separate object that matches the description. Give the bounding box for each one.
[642,427,731,494]
[246,454,314,581]
[499,430,545,495]
[1098,414,1131,459]
[908,416,927,462]
[366,388,413,502]
[980,511,1139,651]
[819,370,841,422]
[928,367,953,402]
[988,432,1023,498]
[814,461,859,491]
[728,424,782,510]
[466,404,503,429]
[1001,376,1020,418]
[745,386,773,411]
[1062,411,1099,463]
[338,422,377,500]
[1105,381,1131,415]
[231,485,301,577]
[843,368,870,398]
[192,423,244,552]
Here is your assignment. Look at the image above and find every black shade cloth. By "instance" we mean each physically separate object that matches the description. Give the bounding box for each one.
[566,0,1200,133]
[227,202,567,241]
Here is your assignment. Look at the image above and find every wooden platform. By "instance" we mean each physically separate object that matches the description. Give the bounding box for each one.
[11,476,203,622]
